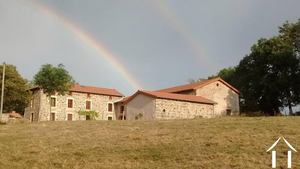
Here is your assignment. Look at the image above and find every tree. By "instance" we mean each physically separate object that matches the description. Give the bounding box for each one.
[188,67,236,85]
[235,37,300,115]
[34,64,75,118]
[0,64,31,114]
[279,19,300,57]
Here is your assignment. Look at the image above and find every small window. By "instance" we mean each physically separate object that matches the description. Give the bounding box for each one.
[30,99,34,108]
[163,109,166,112]
[87,93,91,98]
[108,116,113,120]
[109,96,112,100]
[51,98,56,107]
[68,99,73,108]
[86,101,91,110]
[86,115,90,121]
[50,113,55,121]
[216,83,219,87]
[108,103,113,112]
[226,109,231,116]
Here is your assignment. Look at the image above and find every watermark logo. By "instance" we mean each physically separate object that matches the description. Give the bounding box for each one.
[266,137,297,168]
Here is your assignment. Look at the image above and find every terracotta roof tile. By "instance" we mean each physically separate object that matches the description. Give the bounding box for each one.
[29,84,123,97]
[155,77,241,94]
[125,90,216,105]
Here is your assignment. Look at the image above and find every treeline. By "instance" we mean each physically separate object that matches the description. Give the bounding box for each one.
[189,19,300,116]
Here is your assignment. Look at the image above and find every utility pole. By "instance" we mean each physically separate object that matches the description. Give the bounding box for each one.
[0,62,6,119]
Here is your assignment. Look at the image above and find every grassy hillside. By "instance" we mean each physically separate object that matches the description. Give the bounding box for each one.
[0,117,299,169]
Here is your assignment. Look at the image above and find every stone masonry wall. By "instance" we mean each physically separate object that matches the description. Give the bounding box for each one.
[126,94,156,120]
[24,89,42,122]
[155,98,214,119]
[25,89,122,121]
[196,81,239,116]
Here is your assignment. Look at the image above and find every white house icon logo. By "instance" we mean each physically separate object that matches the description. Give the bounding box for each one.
[266,137,297,168]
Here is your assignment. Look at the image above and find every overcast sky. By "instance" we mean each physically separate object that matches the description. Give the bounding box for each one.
[1,0,300,96]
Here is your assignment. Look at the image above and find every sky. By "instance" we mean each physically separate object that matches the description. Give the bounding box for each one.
[0,0,300,96]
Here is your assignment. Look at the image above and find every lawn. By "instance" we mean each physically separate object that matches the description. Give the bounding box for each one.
[0,117,299,169]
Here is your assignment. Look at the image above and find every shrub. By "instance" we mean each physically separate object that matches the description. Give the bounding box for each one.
[135,113,143,120]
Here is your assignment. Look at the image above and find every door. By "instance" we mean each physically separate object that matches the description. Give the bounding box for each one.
[68,114,73,121]
[120,106,124,114]
[50,113,55,121]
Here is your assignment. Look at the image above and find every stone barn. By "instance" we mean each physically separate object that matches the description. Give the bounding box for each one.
[114,90,216,120]
[156,77,241,116]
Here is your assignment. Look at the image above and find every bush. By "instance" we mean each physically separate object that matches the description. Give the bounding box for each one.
[135,113,143,120]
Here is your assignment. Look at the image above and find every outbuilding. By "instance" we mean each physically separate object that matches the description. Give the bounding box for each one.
[114,90,216,120]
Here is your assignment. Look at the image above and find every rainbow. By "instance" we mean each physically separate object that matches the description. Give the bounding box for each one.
[151,1,217,71]
[25,0,143,90]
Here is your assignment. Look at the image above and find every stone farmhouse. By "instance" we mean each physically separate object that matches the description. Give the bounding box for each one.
[24,85,123,121]
[24,77,240,121]
[114,77,241,120]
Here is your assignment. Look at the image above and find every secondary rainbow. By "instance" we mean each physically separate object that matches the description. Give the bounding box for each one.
[151,0,217,71]
[26,0,143,90]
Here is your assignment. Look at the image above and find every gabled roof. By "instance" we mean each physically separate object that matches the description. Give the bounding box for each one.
[114,96,130,103]
[155,77,241,95]
[28,84,124,97]
[124,90,216,105]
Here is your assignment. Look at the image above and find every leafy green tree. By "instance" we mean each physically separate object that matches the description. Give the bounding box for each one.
[279,19,300,57]
[188,67,236,85]
[0,64,31,114]
[235,36,300,115]
[34,64,75,117]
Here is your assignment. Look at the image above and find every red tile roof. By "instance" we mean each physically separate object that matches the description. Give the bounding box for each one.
[155,77,241,94]
[29,84,123,97]
[114,96,130,103]
[125,90,216,105]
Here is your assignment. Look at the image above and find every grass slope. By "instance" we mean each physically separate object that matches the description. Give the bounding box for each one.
[0,117,299,169]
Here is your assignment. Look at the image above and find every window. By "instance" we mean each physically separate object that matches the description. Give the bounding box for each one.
[108,103,113,112]
[109,96,112,100]
[86,101,91,110]
[51,98,56,107]
[68,99,73,108]
[226,109,231,116]
[50,113,55,121]
[86,115,90,121]
[107,116,113,120]
[68,114,73,121]
[87,93,91,98]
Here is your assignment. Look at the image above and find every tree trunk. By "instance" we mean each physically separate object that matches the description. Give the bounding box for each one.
[288,100,294,116]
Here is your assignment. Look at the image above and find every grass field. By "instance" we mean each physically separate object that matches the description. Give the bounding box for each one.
[0,117,299,169]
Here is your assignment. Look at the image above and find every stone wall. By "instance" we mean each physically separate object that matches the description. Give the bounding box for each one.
[24,89,42,121]
[25,89,122,121]
[114,102,125,120]
[126,94,156,120]
[195,81,239,116]
[155,98,214,119]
